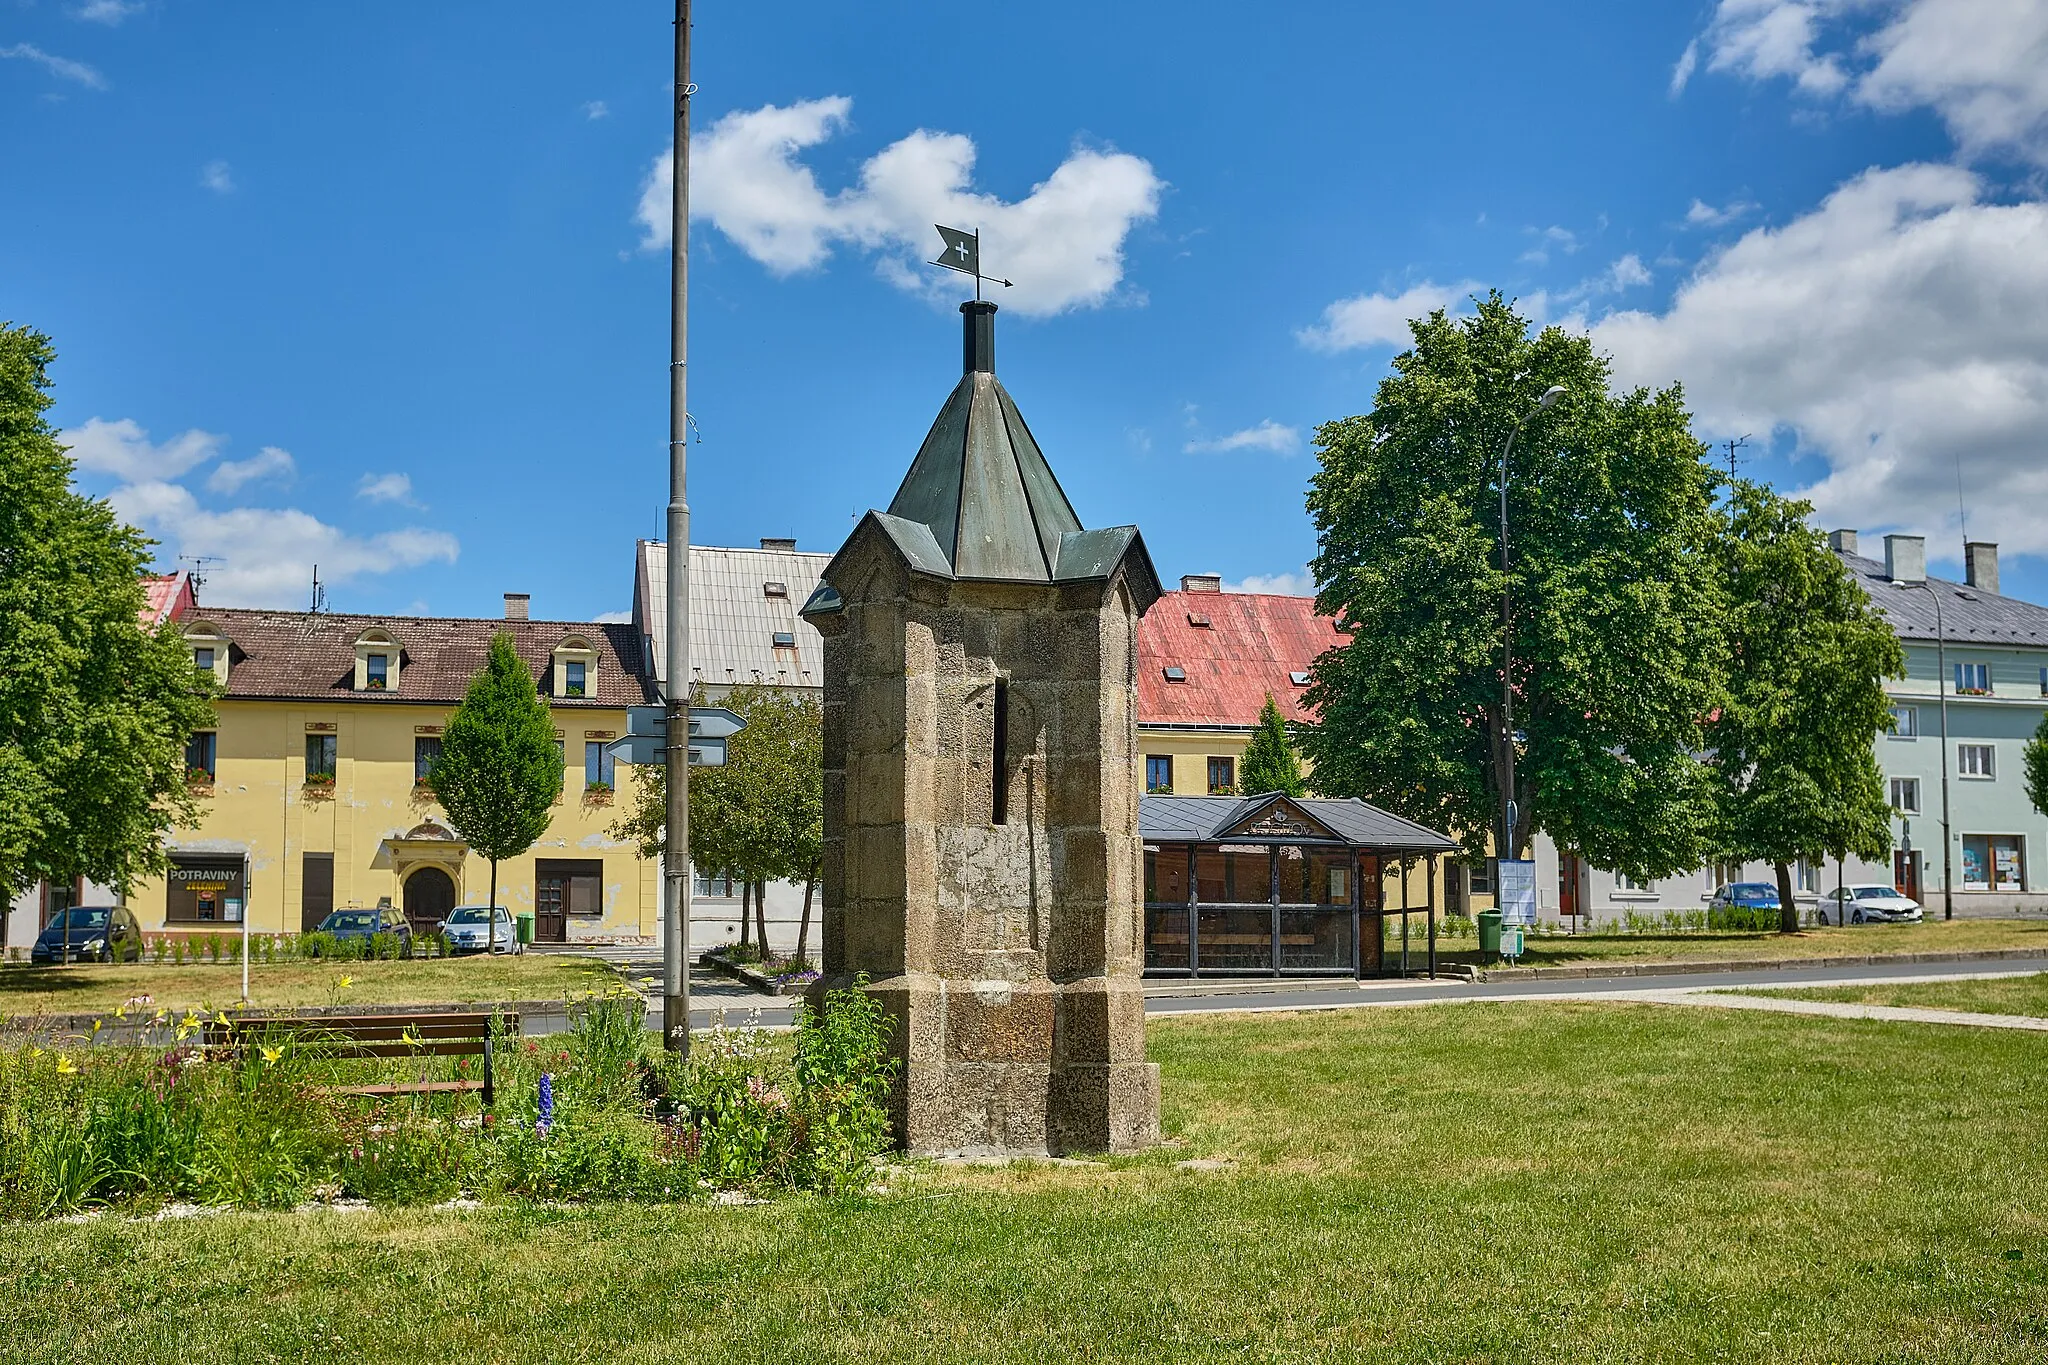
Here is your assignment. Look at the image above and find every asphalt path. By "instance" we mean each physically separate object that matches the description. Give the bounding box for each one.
[570,955,2044,1035]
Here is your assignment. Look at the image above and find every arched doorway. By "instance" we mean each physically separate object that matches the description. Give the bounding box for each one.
[403,866,456,933]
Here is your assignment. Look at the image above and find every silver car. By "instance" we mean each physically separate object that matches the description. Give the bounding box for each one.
[1816,884,1924,924]
[437,905,521,954]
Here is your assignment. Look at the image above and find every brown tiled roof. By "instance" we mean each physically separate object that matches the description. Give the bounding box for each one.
[1136,590,1341,729]
[196,608,656,707]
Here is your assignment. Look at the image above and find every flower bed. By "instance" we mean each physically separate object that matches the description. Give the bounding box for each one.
[701,947,820,996]
[0,981,895,1218]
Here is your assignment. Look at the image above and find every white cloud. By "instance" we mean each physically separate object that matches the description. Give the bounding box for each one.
[1223,568,1316,597]
[591,609,632,624]
[73,0,143,24]
[1605,253,1652,290]
[206,445,293,494]
[1671,38,1701,97]
[110,481,459,608]
[583,100,609,121]
[1597,162,2048,557]
[1183,420,1301,456]
[0,42,106,90]
[1684,0,2048,163]
[1297,281,1480,353]
[356,472,422,507]
[1685,196,1759,227]
[200,160,234,194]
[1519,224,1582,266]
[61,417,222,481]
[635,96,1166,316]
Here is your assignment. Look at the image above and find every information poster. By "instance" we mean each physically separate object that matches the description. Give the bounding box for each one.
[1498,859,1538,926]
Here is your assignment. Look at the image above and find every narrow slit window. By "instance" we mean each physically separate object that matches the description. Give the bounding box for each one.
[992,678,1009,826]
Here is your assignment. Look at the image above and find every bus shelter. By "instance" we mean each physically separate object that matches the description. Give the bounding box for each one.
[1141,793,1459,979]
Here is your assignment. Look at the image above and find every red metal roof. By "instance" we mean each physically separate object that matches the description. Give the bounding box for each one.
[1136,590,1339,728]
[141,571,195,626]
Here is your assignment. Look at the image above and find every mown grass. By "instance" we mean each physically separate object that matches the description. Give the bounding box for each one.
[3,1000,2044,1363]
[1419,916,2048,969]
[0,954,621,1017]
[1749,970,2048,1018]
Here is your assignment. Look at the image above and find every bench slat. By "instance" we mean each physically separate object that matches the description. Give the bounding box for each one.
[335,1080,485,1096]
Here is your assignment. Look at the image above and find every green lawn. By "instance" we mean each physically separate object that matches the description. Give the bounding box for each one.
[0,954,622,1017]
[1747,971,2048,1018]
[4,1000,2044,1362]
[1410,915,2048,969]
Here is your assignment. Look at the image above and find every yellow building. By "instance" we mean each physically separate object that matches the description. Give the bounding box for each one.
[136,594,658,943]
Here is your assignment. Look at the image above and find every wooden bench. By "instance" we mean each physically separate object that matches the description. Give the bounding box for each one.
[201,1010,517,1105]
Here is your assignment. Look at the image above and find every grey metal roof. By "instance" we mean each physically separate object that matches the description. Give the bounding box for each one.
[1838,551,2048,648]
[1139,793,1458,852]
[634,541,830,695]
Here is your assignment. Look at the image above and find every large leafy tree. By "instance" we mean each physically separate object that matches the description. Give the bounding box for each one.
[1239,694,1307,798]
[1707,482,1906,931]
[0,324,215,946]
[1301,294,1726,880]
[614,683,822,959]
[429,633,562,951]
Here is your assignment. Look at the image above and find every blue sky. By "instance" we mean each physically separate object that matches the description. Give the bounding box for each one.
[5,1,2046,618]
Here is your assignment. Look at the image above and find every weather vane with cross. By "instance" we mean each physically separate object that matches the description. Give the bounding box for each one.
[930,224,1013,301]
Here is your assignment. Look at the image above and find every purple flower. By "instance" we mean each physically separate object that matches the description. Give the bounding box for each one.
[537,1073,554,1136]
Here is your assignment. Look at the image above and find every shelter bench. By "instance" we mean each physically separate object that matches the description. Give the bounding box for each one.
[201,1010,517,1105]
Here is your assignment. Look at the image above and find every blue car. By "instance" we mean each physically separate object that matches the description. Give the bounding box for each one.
[313,905,413,953]
[31,905,145,964]
[1706,882,1782,910]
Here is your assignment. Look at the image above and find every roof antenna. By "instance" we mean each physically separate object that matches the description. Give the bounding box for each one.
[310,564,326,614]
[1722,434,1749,482]
[179,554,221,591]
[1956,455,1969,555]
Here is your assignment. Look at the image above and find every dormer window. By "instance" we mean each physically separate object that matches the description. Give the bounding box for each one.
[551,635,598,699]
[185,622,229,687]
[1163,666,1187,683]
[1289,670,1311,686]
[764,581,788,598]
[771,631,796,649]
[352,628,401,693]
[194,647,215,673]
[1187,612,1211,628]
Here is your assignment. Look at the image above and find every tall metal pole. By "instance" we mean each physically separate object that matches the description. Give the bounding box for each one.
[1495,386,1563,872]
[662,0,694,1053]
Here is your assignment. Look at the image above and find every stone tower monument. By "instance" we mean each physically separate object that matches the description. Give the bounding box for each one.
[800,300,1162,1156]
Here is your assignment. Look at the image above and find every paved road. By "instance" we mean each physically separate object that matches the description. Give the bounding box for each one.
[557,955,2043,1035]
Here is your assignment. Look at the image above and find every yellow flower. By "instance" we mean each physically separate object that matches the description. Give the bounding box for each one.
[114,1003,128,1019]
[182,1011,202,1032]
[91,1018,103,1034]
[260,1045,283,1065]
[336,975,354,991]
[215,1011,231,1026]
[55,1056,78,1076]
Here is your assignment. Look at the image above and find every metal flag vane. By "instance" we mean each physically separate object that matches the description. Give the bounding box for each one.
[930,224,1013,301]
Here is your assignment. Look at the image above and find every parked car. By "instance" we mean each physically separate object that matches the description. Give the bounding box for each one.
[1816,885,1924,924]
[1704,882,1782,911]
[438,905,520,954]
[314,905,413,953]
[30,905,144,964]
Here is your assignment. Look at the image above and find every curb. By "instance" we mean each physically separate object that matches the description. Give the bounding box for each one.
[1464,946,2048,983]
[697,952,805,997]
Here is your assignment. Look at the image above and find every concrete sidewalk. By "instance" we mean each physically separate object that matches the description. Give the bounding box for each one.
[1622,988,2048,1032]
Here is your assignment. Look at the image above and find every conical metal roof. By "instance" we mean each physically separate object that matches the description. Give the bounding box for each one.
[884,302,1084,582]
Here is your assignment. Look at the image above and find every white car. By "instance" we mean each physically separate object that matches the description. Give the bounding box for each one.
[1815,885,1924,924]
[438,905,522,953]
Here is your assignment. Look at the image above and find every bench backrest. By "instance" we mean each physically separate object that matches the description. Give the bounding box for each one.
[201,1011,519,1059]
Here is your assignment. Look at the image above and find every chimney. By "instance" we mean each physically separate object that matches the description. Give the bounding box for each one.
[1180,573,1223,594]
[1827,529,1858,556]
[1965,541,1999,596]
[1884,535,1925,586]
[962,300,997,375]
[504,592,530,621]
[759,537,797,551]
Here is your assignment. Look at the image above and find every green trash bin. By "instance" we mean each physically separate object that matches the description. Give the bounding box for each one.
[515,911,535,947]
[1477,909,1503,959]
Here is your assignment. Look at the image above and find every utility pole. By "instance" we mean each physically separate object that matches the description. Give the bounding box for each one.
[1722,434,1749,483]
[662,0,694,1054]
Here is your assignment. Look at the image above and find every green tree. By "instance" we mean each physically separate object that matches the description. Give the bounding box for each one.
[614,684,823,960]
[2027,712,2048,825]
[0,324,216,947]
[1706,480,1904,932]
[429,634,561,951]
[1300,293,1726,880]
[1239,694,1307,797]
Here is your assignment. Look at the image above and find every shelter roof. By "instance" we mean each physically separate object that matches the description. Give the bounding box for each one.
[1136,588,1342,728]
[1139,793,1457,853]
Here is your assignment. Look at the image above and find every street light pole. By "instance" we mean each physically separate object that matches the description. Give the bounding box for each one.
[1496,385,1565,869]
[662,0,695,1053]
[1894,579,1954,920]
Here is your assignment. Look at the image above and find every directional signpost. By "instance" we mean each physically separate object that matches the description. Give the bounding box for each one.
[607,705,744,768]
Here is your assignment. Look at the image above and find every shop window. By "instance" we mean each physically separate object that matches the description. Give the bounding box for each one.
[1206,756,1235,795]
[1890,777,1920,813]
[1961,835,2025,892]
[1145,755,1173,794]
[185,731,216,782]
[414,736,442,785]
[1959,744,1995,779]
[1955,662,1991,695]
[1889,705,1916,738]
[304,733,337,781]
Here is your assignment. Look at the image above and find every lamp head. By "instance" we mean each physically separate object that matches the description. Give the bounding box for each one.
[1537,385,1566,410]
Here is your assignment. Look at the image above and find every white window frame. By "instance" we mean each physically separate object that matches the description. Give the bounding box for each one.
[1955,662,1991,695]
[1958,743,1996,779]
[1888,705,1916,739]
[1889,776,1921,814]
